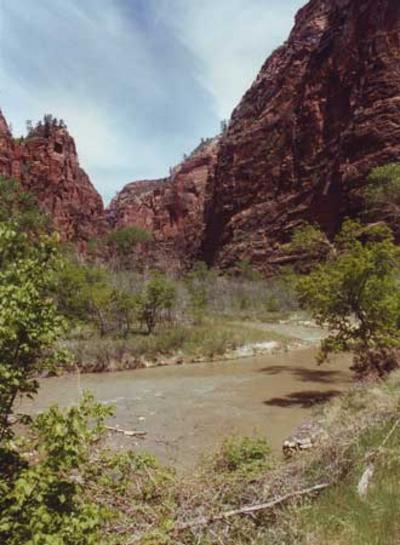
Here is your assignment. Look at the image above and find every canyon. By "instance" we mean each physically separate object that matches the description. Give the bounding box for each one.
[1,0,400,271]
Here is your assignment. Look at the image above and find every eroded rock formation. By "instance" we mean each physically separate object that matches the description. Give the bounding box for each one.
[0,112,106,246]
[107,138,220,269]
[201,0,400,273]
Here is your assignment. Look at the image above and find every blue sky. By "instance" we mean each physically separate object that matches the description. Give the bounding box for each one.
[0,0,304,203]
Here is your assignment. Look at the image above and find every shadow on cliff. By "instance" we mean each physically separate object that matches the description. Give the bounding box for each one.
[264,389,341,408]
[258,365,351,384]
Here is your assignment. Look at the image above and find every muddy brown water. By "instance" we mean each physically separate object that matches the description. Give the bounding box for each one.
[19,324,353,469]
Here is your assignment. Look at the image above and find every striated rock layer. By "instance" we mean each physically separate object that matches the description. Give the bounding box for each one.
[2,0,400,272]
[0,112,106,246]
[201,0,400,273]
[107,138,220,269]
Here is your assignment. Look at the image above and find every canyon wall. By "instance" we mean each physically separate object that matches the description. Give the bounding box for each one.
[201,0,400,273]
[107,138,220,269]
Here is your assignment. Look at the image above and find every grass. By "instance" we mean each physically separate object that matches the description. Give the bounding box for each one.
[86,371,400,544]
[64,317,292,373]
[290,420,400,545]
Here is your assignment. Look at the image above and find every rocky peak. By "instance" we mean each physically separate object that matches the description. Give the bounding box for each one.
[0,109,11,138]
[0,112,106,246]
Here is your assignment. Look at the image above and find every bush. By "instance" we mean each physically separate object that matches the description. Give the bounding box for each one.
[136,274,177,334]
[184,262,213,324]
[215,436,273,473]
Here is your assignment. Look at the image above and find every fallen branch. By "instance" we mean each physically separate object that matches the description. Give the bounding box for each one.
[364,416,400,462]
[174,482,330,532]
[106,426,147,438]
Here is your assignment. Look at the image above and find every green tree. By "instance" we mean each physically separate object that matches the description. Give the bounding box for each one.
[0,180,116,544]
[0,394,111,545]
[0,224,66,441]
[136,274,177,334]
[364,163,400,235]
[0,177,49,235]
[54,260,123,336]
[107,226,151,270]
[294,220,400,377]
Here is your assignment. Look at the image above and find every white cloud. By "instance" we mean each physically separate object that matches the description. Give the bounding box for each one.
[154,0,304,119]
[0,0,304,201]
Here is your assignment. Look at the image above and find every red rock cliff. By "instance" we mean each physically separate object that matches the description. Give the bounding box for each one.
[0,112,106,245]
[201,0,400,273]
[107,137,220,268]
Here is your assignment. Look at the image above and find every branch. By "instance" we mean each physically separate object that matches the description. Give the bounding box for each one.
[174,482,330,532]
[365,416,400,462]
[106,426,147,438]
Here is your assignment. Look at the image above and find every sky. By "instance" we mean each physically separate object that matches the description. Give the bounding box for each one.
[0,0,304,203]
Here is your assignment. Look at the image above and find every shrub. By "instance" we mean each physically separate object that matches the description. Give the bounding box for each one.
[215,436,273,473]
[364,163,400,236]
[136,274,177,334]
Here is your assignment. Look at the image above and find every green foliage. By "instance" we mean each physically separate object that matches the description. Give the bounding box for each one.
[286,223,332,258]
[0,224,67,441]
[0,180,115,544]
[0,393,111,545]
[296,417,400,545]
[0,177,49,235]
[54,260,138,337]
[295,219,400,376]
[236,258,263,281]
[364,163,400,231]
[136,274,177,334]
[215,436,273,474]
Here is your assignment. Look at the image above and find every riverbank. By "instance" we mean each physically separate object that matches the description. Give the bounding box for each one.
[46,370,400,545]
[62,314,322,375]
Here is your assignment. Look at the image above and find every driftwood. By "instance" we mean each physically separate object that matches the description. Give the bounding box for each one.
[358,416,400,498]
[357,464,375,498]
[106,426,147,438]
[174,482,330,532]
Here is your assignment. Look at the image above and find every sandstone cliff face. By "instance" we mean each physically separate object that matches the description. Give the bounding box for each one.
[201,0,400,273]
[107,138,220,268]
[0,112,106,245]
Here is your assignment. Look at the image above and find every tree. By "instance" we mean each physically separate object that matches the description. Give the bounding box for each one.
[294,220,400,377]
[0,224,66,441]
[0,178,125,544]
[0,177,50,235]
[184,262,212,324]
[135,274,177,334]
[364,163,400,236]
[107,226,152,270]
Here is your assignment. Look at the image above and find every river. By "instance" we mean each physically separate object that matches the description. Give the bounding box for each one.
[19,323,352,469]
